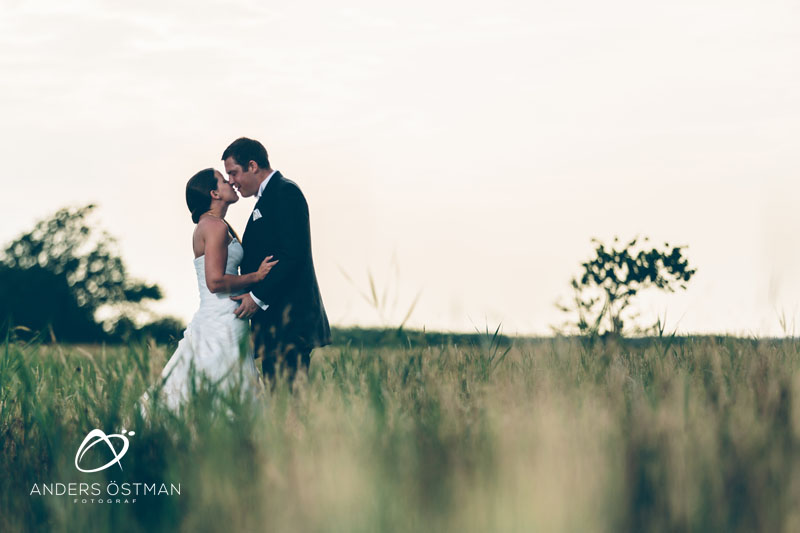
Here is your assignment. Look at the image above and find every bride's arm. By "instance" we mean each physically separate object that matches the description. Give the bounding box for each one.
[202,219,277,294]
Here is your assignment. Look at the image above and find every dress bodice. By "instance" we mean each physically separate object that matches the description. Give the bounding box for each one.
[193,238,245,308]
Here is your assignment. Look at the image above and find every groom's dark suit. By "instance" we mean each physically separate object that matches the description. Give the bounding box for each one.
[240,171,331,379]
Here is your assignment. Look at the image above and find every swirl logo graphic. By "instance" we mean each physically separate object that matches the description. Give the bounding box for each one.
[75,429,134,473]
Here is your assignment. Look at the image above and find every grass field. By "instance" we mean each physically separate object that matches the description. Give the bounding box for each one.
[2,332,799,532]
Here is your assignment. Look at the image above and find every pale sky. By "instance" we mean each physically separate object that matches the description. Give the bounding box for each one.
[1,0,798,336]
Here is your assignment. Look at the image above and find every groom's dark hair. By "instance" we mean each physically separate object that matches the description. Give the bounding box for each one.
[222,137,270,170]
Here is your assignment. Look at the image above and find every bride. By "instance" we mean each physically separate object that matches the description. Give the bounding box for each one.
[138,168,276,418]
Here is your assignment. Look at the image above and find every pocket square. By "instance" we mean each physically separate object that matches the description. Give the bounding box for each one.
[252,208,262,221]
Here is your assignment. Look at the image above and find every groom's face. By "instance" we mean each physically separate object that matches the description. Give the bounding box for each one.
[224,157,259,198]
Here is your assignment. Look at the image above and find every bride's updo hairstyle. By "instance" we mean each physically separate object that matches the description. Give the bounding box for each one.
[186,168,217,223]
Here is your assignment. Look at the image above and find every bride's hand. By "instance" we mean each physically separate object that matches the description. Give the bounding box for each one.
[257,255,279,281]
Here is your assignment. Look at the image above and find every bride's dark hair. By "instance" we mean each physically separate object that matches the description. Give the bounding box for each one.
[186,168,218,223]
[185,168,240,240]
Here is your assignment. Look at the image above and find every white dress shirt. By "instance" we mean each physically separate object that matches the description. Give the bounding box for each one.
[249,170,277,311]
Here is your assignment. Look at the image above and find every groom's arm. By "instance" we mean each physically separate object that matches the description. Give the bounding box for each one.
[249,184,309,306]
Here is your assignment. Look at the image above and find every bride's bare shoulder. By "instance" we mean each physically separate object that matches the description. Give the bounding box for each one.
[195,216,228,237]
[193,217,229,257]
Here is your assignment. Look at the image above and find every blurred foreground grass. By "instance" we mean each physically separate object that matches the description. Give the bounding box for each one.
[2,333,800,532]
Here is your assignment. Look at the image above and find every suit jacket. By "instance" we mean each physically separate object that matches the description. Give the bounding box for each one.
[240,171,331,352]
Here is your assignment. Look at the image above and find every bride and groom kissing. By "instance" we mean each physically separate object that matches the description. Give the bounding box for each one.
[139,137,330,415]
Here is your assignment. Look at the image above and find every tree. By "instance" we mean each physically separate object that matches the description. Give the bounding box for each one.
[0,205,163,342]
[557,236,697,338]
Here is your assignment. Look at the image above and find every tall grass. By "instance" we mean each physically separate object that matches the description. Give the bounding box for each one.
[2,334,800,531]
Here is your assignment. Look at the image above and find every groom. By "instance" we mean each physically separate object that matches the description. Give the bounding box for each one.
[223,137,331,383]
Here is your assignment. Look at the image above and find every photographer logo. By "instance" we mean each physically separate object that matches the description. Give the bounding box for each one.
[29,428,180,504]
[74,428,134,473]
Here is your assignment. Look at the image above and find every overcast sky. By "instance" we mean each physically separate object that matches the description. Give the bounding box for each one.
[1,0,798,336]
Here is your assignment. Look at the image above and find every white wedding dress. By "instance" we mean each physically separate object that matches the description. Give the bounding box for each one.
[138,237,262,418]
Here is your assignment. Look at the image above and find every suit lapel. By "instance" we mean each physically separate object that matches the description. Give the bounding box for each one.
[243,172,282,244]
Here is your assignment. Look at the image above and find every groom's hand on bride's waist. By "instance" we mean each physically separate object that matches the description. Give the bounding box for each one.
[231,293,260,319]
